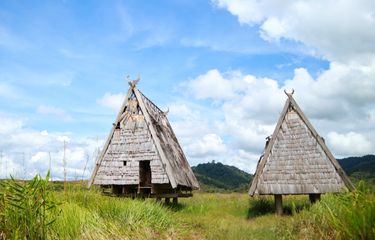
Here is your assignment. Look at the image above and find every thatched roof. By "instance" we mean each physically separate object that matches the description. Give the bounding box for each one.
[89,80,199,189]
[249,92,354,196]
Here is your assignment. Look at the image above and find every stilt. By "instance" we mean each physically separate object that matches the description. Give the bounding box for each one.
[165,198,170,204]
[156,197,162,203]
[309,193,321,204]
[173,197,178,205]
[274,194,283,215]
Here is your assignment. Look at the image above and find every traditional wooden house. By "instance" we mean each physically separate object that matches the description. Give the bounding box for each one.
[89,80,199,203]
[249,90,354,214]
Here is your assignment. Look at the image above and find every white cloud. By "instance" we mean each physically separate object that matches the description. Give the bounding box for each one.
[327,131,373,156]
[97,92,125,111]
[213,0,375,62]
[37,105,73,122]
[178,66,375,173]
[0,116,23,134]
[184,69,234,100]
[57,135,71,143]
[186,133,227,158]
[0,115,100,180]
[260,17,287,41]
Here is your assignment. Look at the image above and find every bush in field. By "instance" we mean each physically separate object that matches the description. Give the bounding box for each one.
[0,172,60,239]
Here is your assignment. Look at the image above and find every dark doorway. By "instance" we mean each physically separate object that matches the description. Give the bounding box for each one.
[139,161,151,187]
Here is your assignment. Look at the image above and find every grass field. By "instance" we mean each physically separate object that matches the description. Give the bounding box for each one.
[1,177,374,239]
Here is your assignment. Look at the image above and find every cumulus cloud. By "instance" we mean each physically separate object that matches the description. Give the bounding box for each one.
[185,0,375,172]
[184,69,235,100]
[0,115,101,180]
[327,132,373,156]
[97,92,125,111]
[213,0,375,62]
[185,134,227,158]
[178,66,375,173]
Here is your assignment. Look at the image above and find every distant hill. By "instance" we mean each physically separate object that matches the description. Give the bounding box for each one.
[191,155,375,192]
[338,154,375,183]
[192,161,252,192]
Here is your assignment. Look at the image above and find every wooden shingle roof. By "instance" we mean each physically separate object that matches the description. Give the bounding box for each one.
[249,92,354,196]
[89,80,199,189]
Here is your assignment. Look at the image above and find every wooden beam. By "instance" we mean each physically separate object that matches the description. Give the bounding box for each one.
[150,193,192,198]
[133,88,178,188]
[88,87,133,188]
[249,98,291,196]
[274,194,283,215]
[289,97,354,190]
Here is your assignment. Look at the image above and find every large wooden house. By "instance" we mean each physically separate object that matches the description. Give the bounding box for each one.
[249,90,354,214]
[89,80,199,203]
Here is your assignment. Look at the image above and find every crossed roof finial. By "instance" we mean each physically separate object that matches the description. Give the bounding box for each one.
[127,74,140,88]
[284,88,295,97]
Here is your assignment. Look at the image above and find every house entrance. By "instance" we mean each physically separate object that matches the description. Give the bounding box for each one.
[139,161,151,187]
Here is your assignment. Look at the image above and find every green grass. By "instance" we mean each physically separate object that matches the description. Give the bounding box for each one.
[279,182,375,240]
[1,179,374,239]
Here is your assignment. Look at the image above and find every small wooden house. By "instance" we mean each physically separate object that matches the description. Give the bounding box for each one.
[89,80,199,203]
[249,91,354,214]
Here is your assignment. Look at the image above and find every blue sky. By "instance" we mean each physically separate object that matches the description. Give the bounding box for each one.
[0,0,374,179]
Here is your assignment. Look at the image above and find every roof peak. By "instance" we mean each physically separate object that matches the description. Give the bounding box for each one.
[127,75,140,89]
[283,88,295,97]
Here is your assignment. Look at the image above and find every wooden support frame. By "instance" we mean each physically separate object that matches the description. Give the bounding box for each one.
[274,194,283,215]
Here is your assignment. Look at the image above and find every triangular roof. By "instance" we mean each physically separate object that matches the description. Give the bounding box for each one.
[89,80,199,189]
[249,91,354,196]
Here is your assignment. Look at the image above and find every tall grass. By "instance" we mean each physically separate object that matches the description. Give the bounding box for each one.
[0,172,60,239]
[279,181,375,240]
[51,190,175,239]
[0,178,374,239]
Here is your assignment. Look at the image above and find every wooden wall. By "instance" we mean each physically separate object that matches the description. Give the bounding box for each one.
[94,115,169,185]
[255,108,346,195]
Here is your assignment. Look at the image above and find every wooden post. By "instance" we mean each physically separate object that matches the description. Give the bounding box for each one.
[156,197,161,203]
[173,197,178,205]
[165,198,170,204]
[309,194,321,204]
[274,194,283,215]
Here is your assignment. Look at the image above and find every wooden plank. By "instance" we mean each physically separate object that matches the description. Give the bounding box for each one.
[274,194,283,215]
[138,90,199,190]
[249,97,291,196]
[88,86,133,188]
[133,88,178,188]
[149,193,192,198]
[289,97,354,190]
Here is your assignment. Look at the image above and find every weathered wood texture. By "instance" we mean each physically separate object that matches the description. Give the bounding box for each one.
[140,91,200,189]
[91,82,199,190]
[249,94,353,196]
[94,112,168,185]
[274,194,283,215]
